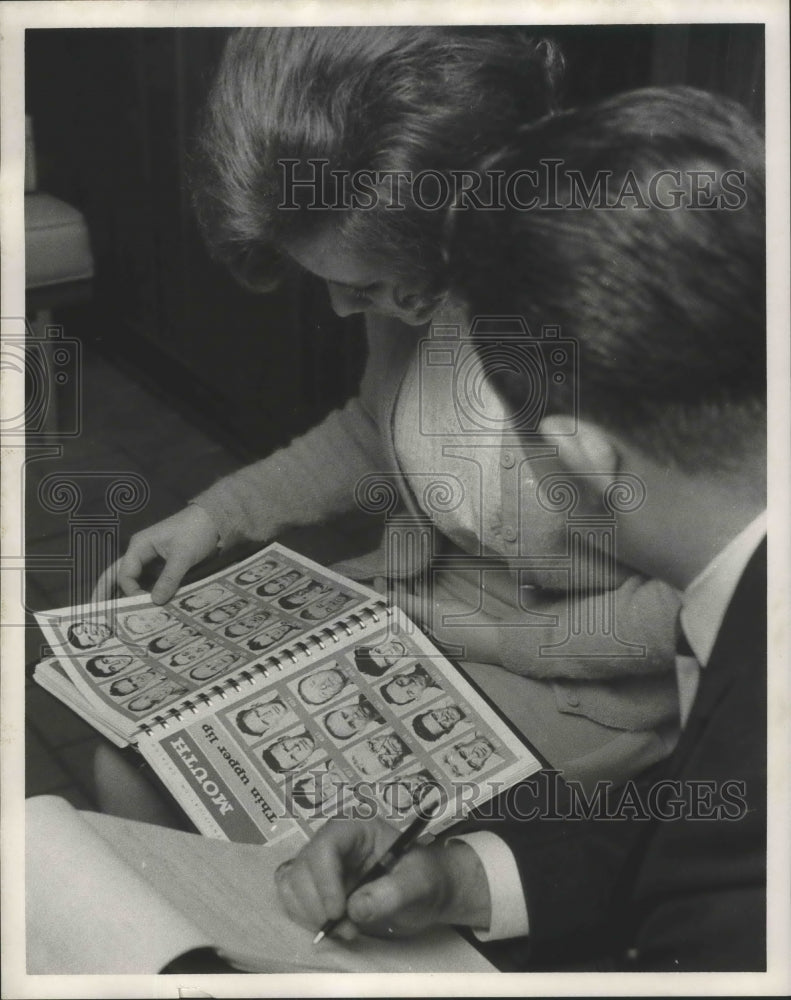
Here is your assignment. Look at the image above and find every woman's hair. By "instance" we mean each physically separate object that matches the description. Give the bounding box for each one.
[191,26,563,299]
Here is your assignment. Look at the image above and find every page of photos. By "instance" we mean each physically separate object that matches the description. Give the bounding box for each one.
[152,622,534,845]
[35,545,374,725]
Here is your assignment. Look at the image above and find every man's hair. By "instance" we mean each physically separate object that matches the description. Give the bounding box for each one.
[290,769,345,812]
[412,706,465,742]
[261,732,313,773]
[67,622,101,649]
[324,696,385,739]
[448,86,765,473]
[86,655,124,678]
[290,777,322,812]
[191,26,563,300]
[297,669,348,704]
[380,663,437,704]
[236,699,284,736]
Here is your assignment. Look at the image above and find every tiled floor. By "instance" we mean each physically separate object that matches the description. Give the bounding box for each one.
[24,337,378,810]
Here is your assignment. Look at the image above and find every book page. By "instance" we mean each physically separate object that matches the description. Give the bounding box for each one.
[26,795,211,974]
[26,795,495,975]
[32,542,381,743]
[139,606,543,843]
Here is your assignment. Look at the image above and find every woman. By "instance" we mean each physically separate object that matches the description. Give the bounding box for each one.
[94,29,680,821]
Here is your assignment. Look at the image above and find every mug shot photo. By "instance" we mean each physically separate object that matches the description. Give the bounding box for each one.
[276,579,333,611]
[440,734,498,778]
[84,654,138,678]
[295,665,353,706]
[176,583,232,613]
[125,680,189,715]
[260,731,318,774]
[187,651,241,682]
[298,591,354,622]
[115,608,173,639]
[255,570,302,598]
[106,668,162,699]
[287,760,350,814]
[233,560,282,587]
[244,619,301,652]
[322,694,385,740]
[200,596,252,626]
[381,769,442,817]
[66,619,113,650]
[380,663,440,706]
[353,639,410,677]
[411,703,467,743]
[234,697,294,738]
[348,733,412,777]
[147,624,201,654]
[13,7,787,990]
[165,639,217,669]
[221,611,274,639]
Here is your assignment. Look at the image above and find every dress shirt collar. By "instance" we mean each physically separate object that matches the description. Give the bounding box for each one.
[680,510,767,667]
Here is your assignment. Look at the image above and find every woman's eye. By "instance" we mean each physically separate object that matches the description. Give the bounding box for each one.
[328,280,374,302]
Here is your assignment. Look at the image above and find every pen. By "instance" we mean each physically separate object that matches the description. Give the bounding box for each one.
[312,797,442,945]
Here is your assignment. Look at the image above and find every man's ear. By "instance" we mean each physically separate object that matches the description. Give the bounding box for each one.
[538,414,621,477]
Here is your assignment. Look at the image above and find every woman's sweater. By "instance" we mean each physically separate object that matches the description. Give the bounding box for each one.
[193,312,681,781]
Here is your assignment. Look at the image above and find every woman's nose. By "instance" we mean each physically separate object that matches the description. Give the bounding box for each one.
[326,283,367,317]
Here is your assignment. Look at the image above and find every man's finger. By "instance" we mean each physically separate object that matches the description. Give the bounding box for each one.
[303,821,367,923]
[347,851,434,927]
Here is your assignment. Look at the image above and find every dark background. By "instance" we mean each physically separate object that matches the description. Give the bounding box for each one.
[25,24,765,461]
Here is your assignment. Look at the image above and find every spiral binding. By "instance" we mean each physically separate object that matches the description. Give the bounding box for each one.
[135,599,391,737]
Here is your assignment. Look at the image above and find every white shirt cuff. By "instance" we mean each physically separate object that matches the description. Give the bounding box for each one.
[446,831,529,941]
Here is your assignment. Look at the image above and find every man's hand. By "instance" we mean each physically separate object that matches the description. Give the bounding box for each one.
[92,505,221,605]
[275,817,491,941]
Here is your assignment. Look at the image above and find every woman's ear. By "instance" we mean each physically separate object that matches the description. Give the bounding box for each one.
[538,414,621,478]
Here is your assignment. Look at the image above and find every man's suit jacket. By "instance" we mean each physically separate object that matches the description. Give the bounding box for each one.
[470,539,767,972]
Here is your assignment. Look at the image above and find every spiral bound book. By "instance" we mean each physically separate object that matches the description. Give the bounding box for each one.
[34,542,543,844]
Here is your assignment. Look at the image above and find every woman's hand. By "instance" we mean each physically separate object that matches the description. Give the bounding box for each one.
[92,505,221,605]
[275,817,491,941]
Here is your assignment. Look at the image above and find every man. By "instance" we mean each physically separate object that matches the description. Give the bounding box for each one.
[441,735,497,778]
[222,610,272,639]
[411,704,467,742]
[323,695,385,740]
[200,596,251,625]
[289,761,349,814]
[85,654,136,678]
[348,733,411,776]
[108,668,161,699]
[256,569,301,597]
[382,770,441,817]
[188,650,240,682]
[299,591,353,622]
[66,619,112,649]
[177,583,230,612]
[296,665,351,705]
[276,87,768,971]
[353,639,408,677]
[233,559,281,586]
[380,663,438,705]
[235,698,291,737]
[246,619,300,652]
[261,731,316,773]
[277,579,333,610]
[116,607,172,638]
